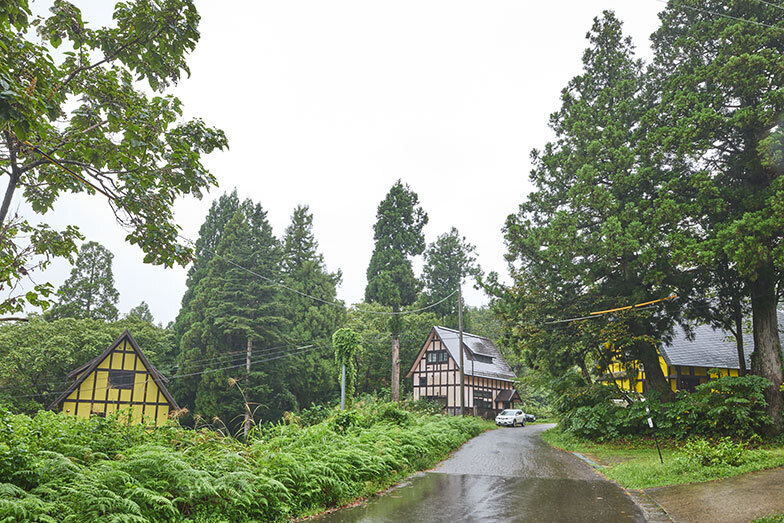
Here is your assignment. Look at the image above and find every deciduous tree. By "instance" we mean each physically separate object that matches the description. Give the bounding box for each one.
[0,0,227,315]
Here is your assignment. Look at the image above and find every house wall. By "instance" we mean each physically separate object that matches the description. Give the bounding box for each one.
[58,338,173,425]
[606,353,739,394]
[410,332,515,415]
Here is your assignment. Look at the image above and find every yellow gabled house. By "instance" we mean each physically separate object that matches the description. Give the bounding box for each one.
[601,323,749,394]
[49,330,179,425]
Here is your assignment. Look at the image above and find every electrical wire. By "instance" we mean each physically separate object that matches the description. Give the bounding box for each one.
[656,0,784,30]
[6,343,329,400]
[20,141,462,318]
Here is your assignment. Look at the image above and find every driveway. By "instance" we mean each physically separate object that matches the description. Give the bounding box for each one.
[317,423,645,522]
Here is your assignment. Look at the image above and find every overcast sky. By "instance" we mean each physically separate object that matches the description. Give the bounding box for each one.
[24,0,663,324]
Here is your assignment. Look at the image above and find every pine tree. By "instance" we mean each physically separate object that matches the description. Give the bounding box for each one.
[280,205,345,409]
[127,301,154,323]
[365,180,428,402]
[176,202,287,426]
[420,227,480,328]
[48,241,119,320]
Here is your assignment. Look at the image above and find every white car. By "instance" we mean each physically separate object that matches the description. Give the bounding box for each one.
[495,409,526,427]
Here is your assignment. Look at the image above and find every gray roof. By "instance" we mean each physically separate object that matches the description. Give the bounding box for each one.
[660,319,783,370]
[434,326,516,381]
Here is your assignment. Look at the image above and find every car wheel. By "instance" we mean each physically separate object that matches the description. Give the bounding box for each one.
[521,419,526,427]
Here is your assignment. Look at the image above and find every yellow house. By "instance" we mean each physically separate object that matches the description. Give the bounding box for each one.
[602,323,749,394]
[49,330,179,425]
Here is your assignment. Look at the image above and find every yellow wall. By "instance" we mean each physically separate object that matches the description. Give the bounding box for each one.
[605,352,739,394]
[59,338,172,425]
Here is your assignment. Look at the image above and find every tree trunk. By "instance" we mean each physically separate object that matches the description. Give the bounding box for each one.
[578,358,593,385]
[638,341,674,401]
[391,335,400,403]
[0,131,19,227]
[733,295,747,376]
[750,263,783,432]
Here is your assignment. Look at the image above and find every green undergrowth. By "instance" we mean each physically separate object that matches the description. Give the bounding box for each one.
[542,427,784,489]
[755,515,784,522]
[0,401,493,522]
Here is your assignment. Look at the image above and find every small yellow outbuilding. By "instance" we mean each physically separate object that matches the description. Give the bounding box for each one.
[49,329,179,425]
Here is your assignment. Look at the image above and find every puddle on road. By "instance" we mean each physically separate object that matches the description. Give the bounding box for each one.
[317,472,644,523]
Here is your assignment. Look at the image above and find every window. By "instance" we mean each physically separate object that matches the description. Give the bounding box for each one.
[473,389,493,409]
[108,370,134,389]
[473,354,493,364]
[426,351,448,364]
[419,376,427,387]
[427,350,449,365]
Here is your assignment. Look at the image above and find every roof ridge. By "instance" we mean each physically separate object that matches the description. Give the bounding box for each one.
[436,325,492,341]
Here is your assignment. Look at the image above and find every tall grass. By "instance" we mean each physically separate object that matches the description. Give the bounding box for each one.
[0,400,490,521]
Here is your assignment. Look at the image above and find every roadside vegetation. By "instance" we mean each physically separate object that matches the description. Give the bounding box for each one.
[543,427,784,489]
[540,373,784,489]
[0,397,493,522]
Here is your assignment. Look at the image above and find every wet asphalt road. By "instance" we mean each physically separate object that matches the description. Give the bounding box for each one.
[317,423,645,523]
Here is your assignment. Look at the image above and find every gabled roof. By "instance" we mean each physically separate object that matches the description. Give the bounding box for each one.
[660,319,783,370]
[433,326,517,381]
[48,329,179,411]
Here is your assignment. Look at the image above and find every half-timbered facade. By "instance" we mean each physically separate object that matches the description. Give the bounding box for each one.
[49,330,179,425]
[406,326,520,417]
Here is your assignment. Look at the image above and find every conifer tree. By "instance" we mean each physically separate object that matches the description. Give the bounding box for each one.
[281,205,345,409]
[496,12,681,398]
[420,227,480,328]
[48,241,119,320]
[127,301,154,323]
[176,203,287,426]
[650,0,784,424]
[365,180,428,402]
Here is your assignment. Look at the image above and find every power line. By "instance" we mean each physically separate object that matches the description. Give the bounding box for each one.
[6,343,328,400]
[657,0,784,30]
[20,142,462,318]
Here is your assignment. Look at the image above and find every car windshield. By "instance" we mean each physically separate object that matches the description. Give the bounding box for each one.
[500,410,517,416]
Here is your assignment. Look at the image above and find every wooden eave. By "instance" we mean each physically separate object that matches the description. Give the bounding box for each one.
[48,329,179,411]
[405,327,439,378]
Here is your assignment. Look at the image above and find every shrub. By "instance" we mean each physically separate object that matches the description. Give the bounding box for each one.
[558,374,773,441]
[678,437,746,467]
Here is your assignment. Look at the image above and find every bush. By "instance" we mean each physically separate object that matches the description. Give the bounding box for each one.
[558,375,773,441]
[678,437,746,467]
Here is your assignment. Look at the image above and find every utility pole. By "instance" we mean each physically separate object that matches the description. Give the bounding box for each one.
[391,307,400,403]
[459,283,465,416]
[340,361,346,410]
[243,337,252,441]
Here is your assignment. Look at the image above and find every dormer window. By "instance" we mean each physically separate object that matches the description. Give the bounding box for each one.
[474,354,493,364]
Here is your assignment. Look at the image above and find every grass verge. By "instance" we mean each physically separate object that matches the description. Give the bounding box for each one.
[542,427,784,489]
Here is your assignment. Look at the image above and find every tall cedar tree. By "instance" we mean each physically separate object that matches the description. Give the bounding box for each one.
[0,1,226,315]
[420,227,480,329]
[171,191,242,410]
[173,190,241,343]
[281,205,345,409]
[498,12,682,398]
[651,0,784,424]
[47,241,119,320]
[365,180,428,402]
[177,204,287,428]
